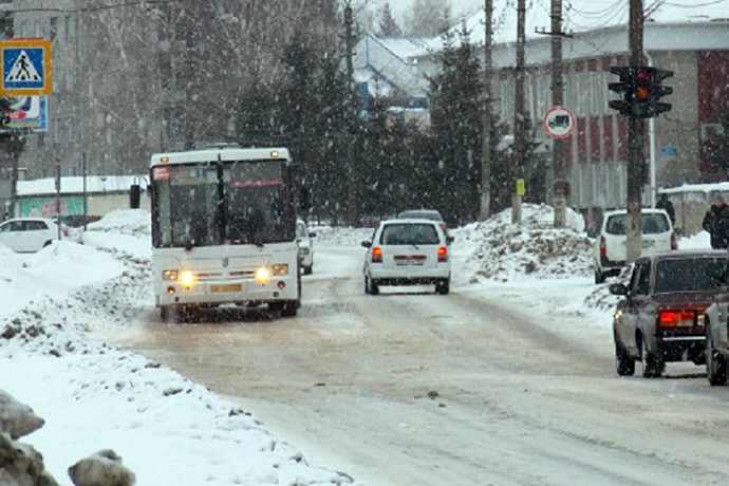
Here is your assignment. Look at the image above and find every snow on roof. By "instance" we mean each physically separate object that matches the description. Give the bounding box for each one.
[423,1,729,52]
[17,175,147,197]
[661,182,729,195]
[373,37,431,60]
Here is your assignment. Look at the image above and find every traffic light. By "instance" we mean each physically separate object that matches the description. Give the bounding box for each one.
[608,66,673,119]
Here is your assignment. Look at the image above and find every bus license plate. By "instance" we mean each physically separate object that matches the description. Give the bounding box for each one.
[211,284,243,293]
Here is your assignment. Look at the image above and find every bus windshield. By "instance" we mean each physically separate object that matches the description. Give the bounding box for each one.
[152,159,294,248]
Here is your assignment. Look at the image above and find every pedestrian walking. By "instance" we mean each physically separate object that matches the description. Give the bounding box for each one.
[702,192,729,249]
[655,193,675,226]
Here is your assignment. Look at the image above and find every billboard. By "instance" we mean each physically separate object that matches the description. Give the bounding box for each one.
[0,96,48,132]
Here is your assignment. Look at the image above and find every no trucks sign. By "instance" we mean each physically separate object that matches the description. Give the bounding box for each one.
[543,106,576,140]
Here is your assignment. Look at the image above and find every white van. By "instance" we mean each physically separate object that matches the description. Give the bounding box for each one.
[593,209,676,283]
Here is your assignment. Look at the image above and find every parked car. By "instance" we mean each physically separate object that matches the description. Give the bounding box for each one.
[610,251,728,378]
[362,219,453,295]
[0,218,68,253]
[296,220,315,275]
[594,208,677,284]
[701,273,729,386]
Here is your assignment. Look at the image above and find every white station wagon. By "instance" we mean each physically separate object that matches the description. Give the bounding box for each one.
[362,219,453,295]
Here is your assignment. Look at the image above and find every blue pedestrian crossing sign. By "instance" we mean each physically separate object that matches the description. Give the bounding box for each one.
[0,38,52,96]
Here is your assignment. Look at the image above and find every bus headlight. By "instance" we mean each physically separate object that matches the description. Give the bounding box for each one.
[163,270,179,281]
[255,267,271,284]
[271,264,289,276]
[179,270,196,287]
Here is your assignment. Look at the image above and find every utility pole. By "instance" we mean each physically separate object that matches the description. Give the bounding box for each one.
[512,0,527,224]
[183,3,195,150]
[479,0,494,221]
[626,0,644,262]
[82,152,88,231]
[551,0,567,228]
[343,1,358,225]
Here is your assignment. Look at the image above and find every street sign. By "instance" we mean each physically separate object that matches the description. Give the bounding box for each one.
[0,39,52,96]
[0,96,48,132]
[543,106,576,140]
[516,178,526,197]
[659,146,677,158]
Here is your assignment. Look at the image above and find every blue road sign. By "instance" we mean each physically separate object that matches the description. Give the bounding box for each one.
[0,39,52,96]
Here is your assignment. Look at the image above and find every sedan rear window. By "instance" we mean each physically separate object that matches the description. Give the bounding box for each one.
[380,223,439,246]
[606,214,670,235]
[654,258,727,293]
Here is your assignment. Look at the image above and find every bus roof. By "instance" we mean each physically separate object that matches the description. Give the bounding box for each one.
[149,147,291,168]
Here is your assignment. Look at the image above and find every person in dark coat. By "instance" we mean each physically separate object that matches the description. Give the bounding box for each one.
[702,193,729,249]
[656,193,675,226]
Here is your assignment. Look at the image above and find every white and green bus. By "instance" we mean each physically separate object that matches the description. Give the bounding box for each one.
[149,147,300,320]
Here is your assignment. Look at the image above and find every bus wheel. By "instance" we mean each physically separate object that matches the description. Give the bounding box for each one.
[282,300,298,317]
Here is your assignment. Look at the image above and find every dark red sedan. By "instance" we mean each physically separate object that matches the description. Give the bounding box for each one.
[610,251,728,378]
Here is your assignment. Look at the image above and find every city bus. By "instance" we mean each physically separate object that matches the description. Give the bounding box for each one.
[149,147,300,320]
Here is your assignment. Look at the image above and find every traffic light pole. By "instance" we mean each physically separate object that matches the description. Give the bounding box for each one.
[626,0,644,263]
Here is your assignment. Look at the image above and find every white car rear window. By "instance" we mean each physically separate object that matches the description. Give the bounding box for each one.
[606,214,670,235]
[380,224,439,245]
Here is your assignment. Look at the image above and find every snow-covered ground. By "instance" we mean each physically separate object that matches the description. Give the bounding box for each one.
[0,209,353,486]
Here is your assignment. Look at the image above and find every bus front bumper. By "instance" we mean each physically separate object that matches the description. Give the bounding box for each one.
[156,276,298,307]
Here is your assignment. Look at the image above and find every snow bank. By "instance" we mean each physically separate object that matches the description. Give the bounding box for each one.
[85,209,152,261]
[0,242,124,322]
[87,209,151,238]
[452,204,592,283]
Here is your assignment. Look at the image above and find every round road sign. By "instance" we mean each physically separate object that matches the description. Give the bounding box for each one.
[543,106,576,140]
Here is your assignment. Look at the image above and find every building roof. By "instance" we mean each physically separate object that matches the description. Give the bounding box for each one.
[18,175,147,197]
[429,1,729,50]
[355,34,430,99]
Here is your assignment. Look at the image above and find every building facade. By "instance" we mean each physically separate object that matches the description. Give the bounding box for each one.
[414,19,729,211]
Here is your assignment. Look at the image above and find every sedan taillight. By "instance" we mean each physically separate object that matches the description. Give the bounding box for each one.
[670,232,678,251]
[372,246,383,263]
[599,236,607,257]
[437,246,448,262]
[659,310,695,328]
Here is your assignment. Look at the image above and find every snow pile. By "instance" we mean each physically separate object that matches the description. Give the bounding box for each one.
[84,209,152,261]
[0,242,125,323]
[453,204,592,282]
[86,209,151,238]
[311,225,374,247]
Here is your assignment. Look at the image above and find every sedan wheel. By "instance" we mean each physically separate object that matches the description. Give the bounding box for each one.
[615,340,635,377]
[641,338,664,378]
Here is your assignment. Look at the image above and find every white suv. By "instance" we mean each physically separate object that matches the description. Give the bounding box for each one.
[0,218,65,253]
[362,219,453,295]
[593,209,677,283]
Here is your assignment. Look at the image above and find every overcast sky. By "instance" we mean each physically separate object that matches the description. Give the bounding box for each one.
[390,0,483,23]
